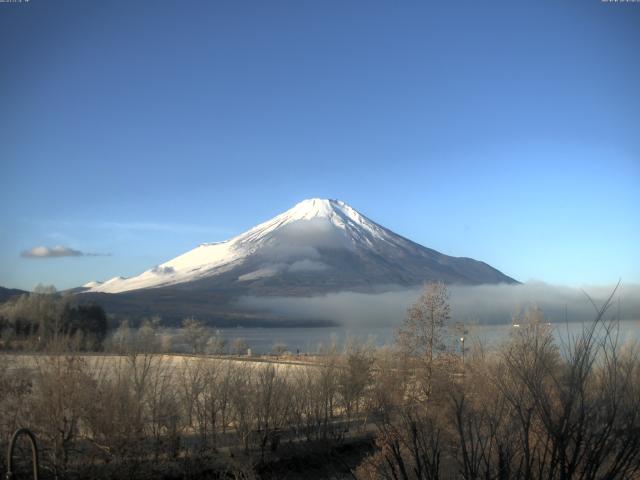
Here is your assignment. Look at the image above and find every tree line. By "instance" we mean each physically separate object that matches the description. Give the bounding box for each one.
[0,282,638,479]
[0,286,108,351]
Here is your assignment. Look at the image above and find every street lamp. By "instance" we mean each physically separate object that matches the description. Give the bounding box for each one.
[460,336,465,370]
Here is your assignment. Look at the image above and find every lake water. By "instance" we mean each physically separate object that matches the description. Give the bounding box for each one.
[206,319,640,355]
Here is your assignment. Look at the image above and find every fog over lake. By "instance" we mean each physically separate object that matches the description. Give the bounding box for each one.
[237,281,640,323]
[192,319,639,355]
[179,282,640,354]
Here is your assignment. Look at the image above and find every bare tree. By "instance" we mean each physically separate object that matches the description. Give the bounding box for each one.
[136,317,162,353]
[272,342,288,357]
[357,406,444,480]
[229,364,254,453]
[110,319,133,353]
[359,284,640,480]
[251,364,291,462]
[0,357,32,474]
[396,281,451,397]
[207,332,227,355]
[182,317,209,354]
[232,338,250,356]
[338,337,375,430]
[29,354,94,477]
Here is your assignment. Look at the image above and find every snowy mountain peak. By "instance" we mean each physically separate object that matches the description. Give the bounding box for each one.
[284,198,375,229]
[85,198,387,293]
[268,198,358,225]
[83,198,516,294]
[236,198,388,248]
[287,198,344,219]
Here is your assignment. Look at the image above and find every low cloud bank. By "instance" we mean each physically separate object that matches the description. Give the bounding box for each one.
[21,245,110,258]
[238,282,640,327]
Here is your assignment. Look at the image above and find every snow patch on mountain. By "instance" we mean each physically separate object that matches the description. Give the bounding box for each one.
[238,266,283,281]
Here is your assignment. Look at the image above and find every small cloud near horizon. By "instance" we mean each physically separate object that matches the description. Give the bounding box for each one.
[21,245,111,259]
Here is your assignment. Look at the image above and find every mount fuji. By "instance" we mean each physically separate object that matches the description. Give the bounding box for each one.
[79,199,516,324]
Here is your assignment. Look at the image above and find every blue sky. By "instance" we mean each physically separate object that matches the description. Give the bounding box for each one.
[1,0,638,291]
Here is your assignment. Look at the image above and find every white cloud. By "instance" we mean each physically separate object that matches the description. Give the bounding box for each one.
[21,245,110,258]
[237,282,640,327]
[238,265,286,281]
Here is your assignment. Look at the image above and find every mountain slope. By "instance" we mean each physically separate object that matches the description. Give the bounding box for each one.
[83,198,516,297]
[0,286,28,304]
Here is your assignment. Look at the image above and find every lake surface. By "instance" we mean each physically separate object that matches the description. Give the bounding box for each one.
[208,319,640,355]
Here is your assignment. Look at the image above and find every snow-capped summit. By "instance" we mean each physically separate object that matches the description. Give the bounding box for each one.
[235,198,398,249]
[273,198,368,226]
[83,198,516,295]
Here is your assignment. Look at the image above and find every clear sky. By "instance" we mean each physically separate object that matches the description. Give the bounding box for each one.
[1,0,638,291]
